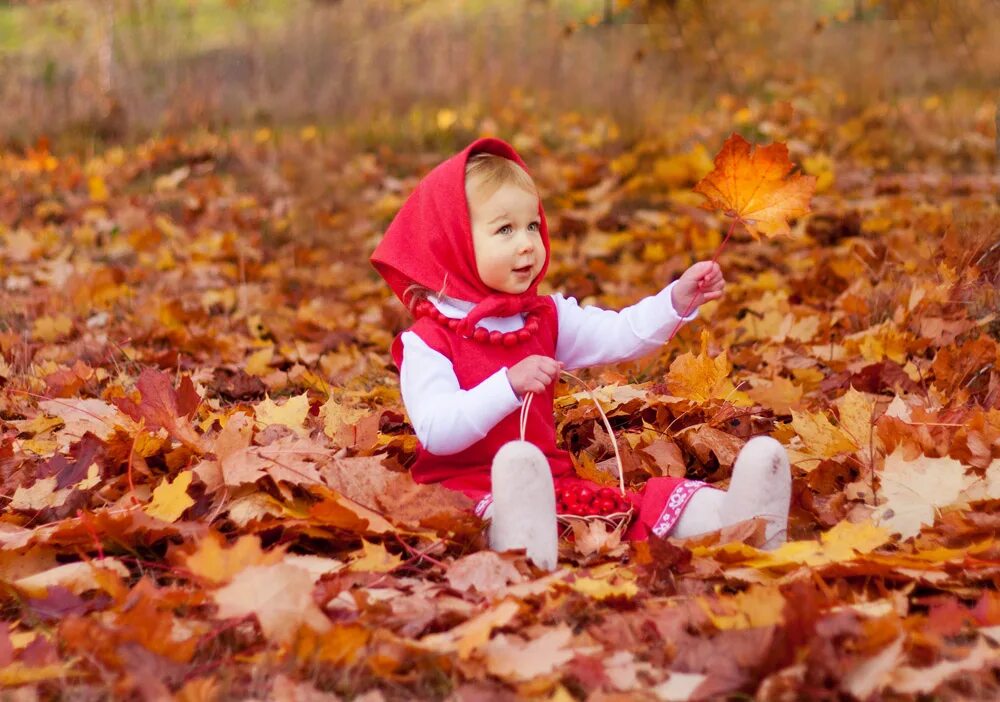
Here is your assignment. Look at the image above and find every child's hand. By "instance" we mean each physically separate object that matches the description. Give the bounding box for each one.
[507,355,564,398]
[671,261,725,316]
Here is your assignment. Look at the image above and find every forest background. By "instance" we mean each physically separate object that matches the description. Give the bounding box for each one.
[0,0,998,700]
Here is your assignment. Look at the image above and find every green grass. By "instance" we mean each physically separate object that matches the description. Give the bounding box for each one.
[0,0,612,57]
[0,0,290,56]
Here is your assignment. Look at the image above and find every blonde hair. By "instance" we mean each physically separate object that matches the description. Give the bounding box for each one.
[465,153,538,200]
[403,154,538,314]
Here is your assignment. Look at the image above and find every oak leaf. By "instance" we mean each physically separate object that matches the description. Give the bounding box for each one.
[693,133,816,239]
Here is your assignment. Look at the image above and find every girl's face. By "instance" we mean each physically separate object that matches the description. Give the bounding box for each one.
[467,181,544,295]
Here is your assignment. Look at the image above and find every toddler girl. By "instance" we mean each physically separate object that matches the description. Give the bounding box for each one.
[371,137,790,569]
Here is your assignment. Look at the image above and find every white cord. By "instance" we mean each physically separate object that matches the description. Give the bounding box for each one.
[519,391,534,441]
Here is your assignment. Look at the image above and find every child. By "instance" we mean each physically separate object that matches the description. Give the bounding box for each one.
[371,137,790,570]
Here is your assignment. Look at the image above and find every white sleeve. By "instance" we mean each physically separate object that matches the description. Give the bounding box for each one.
[553,280,699,370]
[399,331,524,455]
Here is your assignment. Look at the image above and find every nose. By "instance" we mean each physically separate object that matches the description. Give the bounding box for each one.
[515,229,535,254]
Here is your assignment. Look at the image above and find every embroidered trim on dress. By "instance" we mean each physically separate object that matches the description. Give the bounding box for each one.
[651,479,708,537]
[474,494,493,518]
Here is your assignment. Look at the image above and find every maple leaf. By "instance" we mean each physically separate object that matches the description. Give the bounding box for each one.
[698,584,786,630]
[114,368,204,452]
[178,532,285,584]
[420,599,521,659]
[14,559,129,598]
[482,625,577,682]
[254,392,311,436]
[665,330,751,405]
[144,470,195,523]
[212,561,331,644]
[790,408,858,459]
[693,133,816,239]
[874,449,970,539]
[446,552,525,597]
[346,540,403,573]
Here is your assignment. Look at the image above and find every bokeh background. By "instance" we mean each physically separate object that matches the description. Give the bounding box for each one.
[1,0,997,166]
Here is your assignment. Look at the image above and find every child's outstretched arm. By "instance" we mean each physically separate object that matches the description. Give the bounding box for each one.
[554,261,724,370]
[399,332,558,455]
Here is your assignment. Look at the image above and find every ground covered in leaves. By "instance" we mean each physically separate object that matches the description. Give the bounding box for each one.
[1,94,999,700]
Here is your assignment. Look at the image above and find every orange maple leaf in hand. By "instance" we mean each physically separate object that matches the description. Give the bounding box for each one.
[694,133,816,239]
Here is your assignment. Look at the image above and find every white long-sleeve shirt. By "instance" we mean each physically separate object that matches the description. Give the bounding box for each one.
[399,280,698,456]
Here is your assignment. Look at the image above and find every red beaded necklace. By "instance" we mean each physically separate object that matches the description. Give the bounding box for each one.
[413,299,539,347]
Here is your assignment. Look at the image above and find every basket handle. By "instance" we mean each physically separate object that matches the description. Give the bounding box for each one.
[519,370,626,498]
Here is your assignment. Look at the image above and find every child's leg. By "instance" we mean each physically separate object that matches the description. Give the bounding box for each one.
[721,436,790,549]
[488,440,558,570]
[669,436,791,549]
[670,486,726,537]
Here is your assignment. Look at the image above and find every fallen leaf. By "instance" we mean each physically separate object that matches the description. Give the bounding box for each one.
[213,561,331,644]
[875,449,969,539]
[145,470,195,523]
[693,133,816,239]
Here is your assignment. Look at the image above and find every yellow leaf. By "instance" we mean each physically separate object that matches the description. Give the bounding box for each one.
[319,396,368,443]
[254,392,311,436]
[347,540,403,573]
[420,599,521,659]
[748,520,891,568]
[791,409,857,458]
[88,175,108,202]
[0,661,81,686]
[145,470,194,523]
[436,108,458,130]
[700,584,786,630]
[665,331,751,405]
[802,152,835,193]
[694,133,816,239]
[245,346,274,376]
[570,576,637,600]
[32,315,73,343]
[835,386,880,461]
[746,376,803,415]
[182,532,285,584]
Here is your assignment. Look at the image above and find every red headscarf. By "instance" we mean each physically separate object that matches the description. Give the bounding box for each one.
[370,137,551,337]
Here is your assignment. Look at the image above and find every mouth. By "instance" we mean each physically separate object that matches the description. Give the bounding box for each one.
[512,265,534,276]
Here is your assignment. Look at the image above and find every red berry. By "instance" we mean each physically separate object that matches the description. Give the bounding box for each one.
[597,497,616,514]
[598,487,618,499]
[577,487,594,503]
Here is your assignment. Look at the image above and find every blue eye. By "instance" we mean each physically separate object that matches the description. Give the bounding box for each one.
[497,224,512,235]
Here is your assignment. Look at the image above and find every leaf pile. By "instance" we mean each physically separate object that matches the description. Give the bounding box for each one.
[1,97,999,700]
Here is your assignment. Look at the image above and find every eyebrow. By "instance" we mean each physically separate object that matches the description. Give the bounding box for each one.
[487,213,509,224]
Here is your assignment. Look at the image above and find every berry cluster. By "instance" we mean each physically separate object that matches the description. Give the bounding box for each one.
[557,484,630,516]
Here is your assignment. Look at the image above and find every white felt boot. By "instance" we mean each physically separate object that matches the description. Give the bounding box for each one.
[721,436,791,550]
[488,440,558,571]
